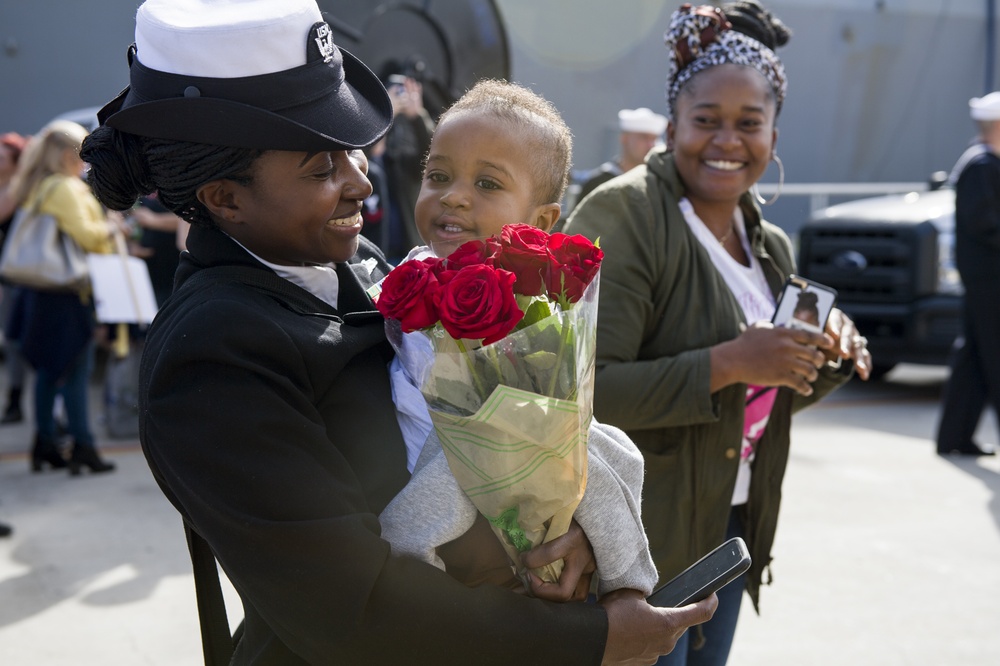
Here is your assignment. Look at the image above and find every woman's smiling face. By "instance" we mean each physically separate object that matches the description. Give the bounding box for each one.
[210,149,372,266]
[668,63,778,212]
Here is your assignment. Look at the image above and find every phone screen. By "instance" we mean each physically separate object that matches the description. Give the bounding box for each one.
[771,275,837,334]
[647,537,751,608]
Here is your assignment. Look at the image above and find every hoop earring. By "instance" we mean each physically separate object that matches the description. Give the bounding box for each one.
[753,154,784,206]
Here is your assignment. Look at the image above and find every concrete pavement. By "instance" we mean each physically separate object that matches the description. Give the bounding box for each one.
[0,363,998,665]
[0,358,233,665]
[731,365,1000,665]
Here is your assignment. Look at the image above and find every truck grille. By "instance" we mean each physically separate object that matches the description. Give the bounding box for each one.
[797,220,938,304]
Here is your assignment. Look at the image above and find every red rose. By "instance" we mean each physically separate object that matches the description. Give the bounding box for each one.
[545,233,604,303]
[433,264,524,344]
[500,223,549,248]
[428,254,459,285]
[493,224,552,297]
[375,258,443,331]
[445,238,500,270]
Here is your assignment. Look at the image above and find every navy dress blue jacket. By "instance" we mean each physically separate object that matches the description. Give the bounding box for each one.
[139,224,607,665]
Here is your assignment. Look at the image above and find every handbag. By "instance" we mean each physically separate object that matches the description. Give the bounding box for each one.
[0,179,90,291]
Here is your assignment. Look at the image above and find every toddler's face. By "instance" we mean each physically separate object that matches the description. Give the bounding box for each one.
[415,111,555,257]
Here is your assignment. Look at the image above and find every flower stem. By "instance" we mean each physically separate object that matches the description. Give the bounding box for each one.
[486,344,503,382]
[547,315,572,398]
[455,339,487,400]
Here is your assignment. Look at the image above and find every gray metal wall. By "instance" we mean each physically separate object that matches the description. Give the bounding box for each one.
[502,0,995,180]
[500,0,995,229]
[0,1,137,133]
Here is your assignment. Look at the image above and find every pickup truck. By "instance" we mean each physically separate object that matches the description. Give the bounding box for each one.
[796,179,962,378]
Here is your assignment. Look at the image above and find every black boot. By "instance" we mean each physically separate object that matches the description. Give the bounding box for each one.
[31,434,68,472]
[1,388,23,424]
[937,442,997,457]
[68,442,116,476]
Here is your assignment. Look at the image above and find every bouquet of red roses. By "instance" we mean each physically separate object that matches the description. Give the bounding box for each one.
[376,223,603,585]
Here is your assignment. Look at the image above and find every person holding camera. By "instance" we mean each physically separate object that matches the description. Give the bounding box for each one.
[362,71,436,263]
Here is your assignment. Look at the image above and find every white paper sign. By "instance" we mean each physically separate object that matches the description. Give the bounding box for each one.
[87,254,159,324]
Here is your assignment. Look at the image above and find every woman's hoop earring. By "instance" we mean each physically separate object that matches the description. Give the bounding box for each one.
[753,154,784,206]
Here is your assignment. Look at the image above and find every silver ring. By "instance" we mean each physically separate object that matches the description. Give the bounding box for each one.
[851,336,868,349]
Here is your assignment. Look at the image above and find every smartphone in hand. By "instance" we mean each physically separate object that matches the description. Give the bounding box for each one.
[647,537,751,608]
[771,275,837,334]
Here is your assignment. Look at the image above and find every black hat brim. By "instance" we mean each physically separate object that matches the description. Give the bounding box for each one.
[99,47,392,152]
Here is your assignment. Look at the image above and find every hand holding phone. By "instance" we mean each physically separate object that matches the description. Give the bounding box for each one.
[771,275,837,335]
[647,537,751,608]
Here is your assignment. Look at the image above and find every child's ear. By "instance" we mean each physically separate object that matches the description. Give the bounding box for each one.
[196,179,242,225]
[532,203,561,233]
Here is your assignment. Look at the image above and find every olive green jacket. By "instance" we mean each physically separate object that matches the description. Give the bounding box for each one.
[564,148,851,610]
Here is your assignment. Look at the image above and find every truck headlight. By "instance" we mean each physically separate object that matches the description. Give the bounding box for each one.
[937,230,964,295]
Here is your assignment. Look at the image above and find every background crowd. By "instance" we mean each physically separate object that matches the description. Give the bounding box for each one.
[0,118,189,538]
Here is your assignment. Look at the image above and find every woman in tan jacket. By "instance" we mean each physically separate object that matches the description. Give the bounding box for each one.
[6,120,116,474]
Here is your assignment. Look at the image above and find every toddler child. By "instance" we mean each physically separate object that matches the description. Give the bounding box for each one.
[378,80,658,598]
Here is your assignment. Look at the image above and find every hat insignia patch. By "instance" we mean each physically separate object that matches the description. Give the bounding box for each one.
[314,23,335,63]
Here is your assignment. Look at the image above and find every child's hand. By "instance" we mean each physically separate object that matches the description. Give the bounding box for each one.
[521,520,596,602]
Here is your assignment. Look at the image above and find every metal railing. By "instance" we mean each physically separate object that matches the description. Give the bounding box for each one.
[566,181,934,217]
[754,182,931,215]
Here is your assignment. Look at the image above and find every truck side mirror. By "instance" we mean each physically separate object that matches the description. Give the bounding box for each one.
[928,171,949,190]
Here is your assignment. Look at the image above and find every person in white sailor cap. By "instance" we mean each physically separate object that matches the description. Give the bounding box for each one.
[969,91,1000,121]
[82,1,706,664]
[936,91,1000,457]
[575,107,669,205]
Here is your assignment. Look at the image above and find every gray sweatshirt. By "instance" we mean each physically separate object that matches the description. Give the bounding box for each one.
[379,421,658,597]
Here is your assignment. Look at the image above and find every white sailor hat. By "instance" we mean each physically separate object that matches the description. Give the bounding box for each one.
[97,0,392,151]
[617,107,668,135]
[969,92,1000,121]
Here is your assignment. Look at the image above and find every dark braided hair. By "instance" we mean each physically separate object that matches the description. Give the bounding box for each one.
[721,1,792,51]
[81,126,262,228]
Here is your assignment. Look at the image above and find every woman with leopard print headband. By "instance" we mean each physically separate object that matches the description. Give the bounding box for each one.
[664,2,788,119]
[565,3,873,665]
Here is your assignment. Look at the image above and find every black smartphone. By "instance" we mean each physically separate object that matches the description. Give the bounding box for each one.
[647,537,751,608]
[771,275,838,334]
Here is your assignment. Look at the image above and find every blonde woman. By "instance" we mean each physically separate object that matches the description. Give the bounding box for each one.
[0,132,29,426]
[6,120,116,475]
